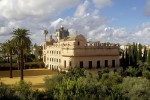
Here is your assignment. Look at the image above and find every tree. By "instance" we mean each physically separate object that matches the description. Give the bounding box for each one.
[12,28,31,80]
[143,46,147,62]
[36,46,43,60]
[137,43,142,61]
[43,30,48,41]
[1,42,10,63]
[1,41,13,78]
[147,50,150,65]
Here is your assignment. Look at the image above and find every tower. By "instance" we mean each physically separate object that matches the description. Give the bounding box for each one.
[56,26,69,41]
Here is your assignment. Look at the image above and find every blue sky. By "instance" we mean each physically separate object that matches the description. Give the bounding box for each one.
[0,0,150,44]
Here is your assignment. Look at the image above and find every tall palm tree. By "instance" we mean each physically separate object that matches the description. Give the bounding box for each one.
[12,28,31,80]
[1,42,10,63]
[43,29,48,41]
[1,41,13,78]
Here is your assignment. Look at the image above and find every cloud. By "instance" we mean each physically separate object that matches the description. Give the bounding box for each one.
[92,0,112,9]
[0,0,79,20]
[0,0,150,45]
[132,22,150,44]
[144,0,150,17]
[74,0,89,17]
[0,0,79,43]
[49,14,130,44]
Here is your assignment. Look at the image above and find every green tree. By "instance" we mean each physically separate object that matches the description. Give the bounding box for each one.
[147,50,150,65]
[1,42,10,63]
[1,41,14,78]
[137,43,142,61]
[143,46,147,62]
[11,28,31,80]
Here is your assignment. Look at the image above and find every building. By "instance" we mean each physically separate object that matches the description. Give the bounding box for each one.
[43,27,120,71]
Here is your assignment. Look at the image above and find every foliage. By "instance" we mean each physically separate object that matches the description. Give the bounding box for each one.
[0,82,19,100]
[121,77,150,100]
[12,81,33,100]
[101,72,123,87]
[142,69,150,80]
[125,66,137,77]
[65,67,86,79]
[0,67,150,99]
[11,28,31,80]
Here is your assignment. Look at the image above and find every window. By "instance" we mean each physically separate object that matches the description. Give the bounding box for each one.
[77,41,80,46]
[47,58,49,61]
[64,60,66,68]
[112,60,115,67]
[89,61,92,69]
[80,61,83,68]
[105,60,108,67]
[69,61,72,67]
[97,60,100,68]
[59,59,61,62]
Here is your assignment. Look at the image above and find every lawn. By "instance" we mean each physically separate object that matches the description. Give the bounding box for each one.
[0,69,57,90]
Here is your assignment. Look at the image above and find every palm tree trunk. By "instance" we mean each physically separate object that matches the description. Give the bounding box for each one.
[10,48,13,78]
[20,49,24,80]
[17,55,20,70]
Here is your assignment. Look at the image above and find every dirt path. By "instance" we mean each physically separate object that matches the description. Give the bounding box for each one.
[0,69,57,90]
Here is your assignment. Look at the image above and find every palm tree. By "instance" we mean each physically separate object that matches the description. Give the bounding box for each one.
[43,29,48,41]
[1,42,10,63]
[12,28,31,80]
[1,41,13,78]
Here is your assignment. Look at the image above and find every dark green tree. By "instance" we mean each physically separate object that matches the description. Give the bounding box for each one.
[137,43,142,61]
[143,46,147,62]
[12,28,31,80]
[147,50,150,65]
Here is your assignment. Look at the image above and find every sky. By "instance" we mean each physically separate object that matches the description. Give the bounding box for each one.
[0,0,150,45]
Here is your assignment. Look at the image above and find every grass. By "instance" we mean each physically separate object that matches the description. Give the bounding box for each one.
[0,68,57,90]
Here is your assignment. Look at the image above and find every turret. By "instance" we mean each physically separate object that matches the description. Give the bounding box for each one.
[56,26,69,41]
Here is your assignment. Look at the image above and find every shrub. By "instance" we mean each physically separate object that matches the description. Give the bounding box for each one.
[101,72,123,87]
[117,67,124,76]
[121,77,150,99]
[0,82,19,100]
[125,66,137,76]
[142,70,150,80]
[12,81,33,100]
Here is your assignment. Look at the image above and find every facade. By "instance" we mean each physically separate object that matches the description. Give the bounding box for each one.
[43,27,120,71]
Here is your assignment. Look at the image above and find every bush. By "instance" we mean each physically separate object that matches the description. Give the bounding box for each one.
[121,77,150,99]
[101,72,123,87]
[125,66,137,76]
[0,82,19,100]
[117,67,124,76]
[12,81,33,100]
[142,70,150,80]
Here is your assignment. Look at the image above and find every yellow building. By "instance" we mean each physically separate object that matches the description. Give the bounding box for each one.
[43,27,120,71]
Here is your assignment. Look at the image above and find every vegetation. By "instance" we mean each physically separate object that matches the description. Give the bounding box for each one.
[0,67,150,100]
[11,28,32,80]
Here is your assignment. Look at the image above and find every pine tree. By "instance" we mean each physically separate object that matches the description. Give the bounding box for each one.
[143,46,147,62]
[137,43,142,61]
[147,49,150,65]
[125,48,129,68]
